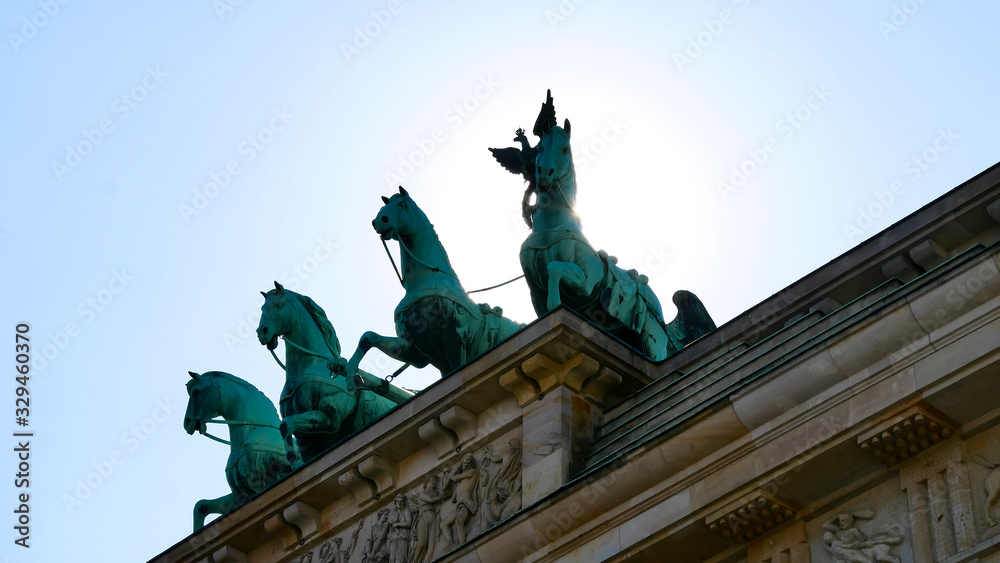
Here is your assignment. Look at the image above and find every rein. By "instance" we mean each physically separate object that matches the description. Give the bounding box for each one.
[383,233,524,294]
[199,418,279,446]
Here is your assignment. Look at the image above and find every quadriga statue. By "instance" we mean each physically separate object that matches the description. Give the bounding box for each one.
[256,283,411,464]
[490,90,716,361]
[345,187,524,383]
[183,370,293,531]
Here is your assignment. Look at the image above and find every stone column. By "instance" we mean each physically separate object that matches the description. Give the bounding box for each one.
[499,351,621,506]
[904,481,933,563]
[927,471,955,558]
[899,439,976,562]
[946,455,976,551]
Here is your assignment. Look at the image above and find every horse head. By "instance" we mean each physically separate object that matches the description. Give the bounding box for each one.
[374,186,457,280]
[256,281,298,350]
[532,89,574,190]
[184,371,221,435]
[535,121,573,190]
[373,185,419,241]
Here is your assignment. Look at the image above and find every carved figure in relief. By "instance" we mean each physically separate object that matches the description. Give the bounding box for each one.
[822,510,902,563]
[388,494,413,563]
[362,508,391,563]
[298,552,313,563]
[440,454,481,546]
[409,474,448,563]
[973,454,1000,527]
[481,438,523,527]
[319,519,362,563]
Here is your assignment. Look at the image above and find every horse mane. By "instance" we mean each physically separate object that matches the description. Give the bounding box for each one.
[391,193,458,276]
[201,371,279,418]
[287,290,342,358]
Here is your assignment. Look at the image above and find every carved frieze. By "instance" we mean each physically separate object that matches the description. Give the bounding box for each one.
[291,431,522,563]
[819,508,903,563]
[972,453,1000,533]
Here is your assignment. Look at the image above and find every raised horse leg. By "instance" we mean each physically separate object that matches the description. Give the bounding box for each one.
[193,492,236,531]
[545,256,603,312]
[346,330,431,387]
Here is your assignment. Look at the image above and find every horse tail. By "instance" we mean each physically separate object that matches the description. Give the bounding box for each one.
[668,290,717,348]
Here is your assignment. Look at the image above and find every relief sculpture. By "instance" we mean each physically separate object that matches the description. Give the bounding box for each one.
[481,438,523,528]
[973,454,1000,529]
[361,508,391,563]
[409,474,448,563]
[440,454,481,547]
[821,509,903,563]
[318,520,361,563]
[295,434,522,563]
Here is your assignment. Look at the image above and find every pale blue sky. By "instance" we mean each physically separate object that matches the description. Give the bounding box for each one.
[2,1,999,561]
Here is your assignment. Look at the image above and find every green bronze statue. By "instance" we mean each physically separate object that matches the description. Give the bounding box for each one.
[490,90,716,361]
[345,187,523,382]
[183,370,294,531]
[256,283,409,464]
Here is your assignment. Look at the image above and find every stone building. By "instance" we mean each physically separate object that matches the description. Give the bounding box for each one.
[152,162,1000,562]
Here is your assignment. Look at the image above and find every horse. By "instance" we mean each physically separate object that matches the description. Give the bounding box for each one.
[492,90,715,360]
[183,370,293,531]
[256,283,408,464]
[345,186,523,382]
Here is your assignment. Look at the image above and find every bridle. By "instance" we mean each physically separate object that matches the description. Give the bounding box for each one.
[190,378,278,446]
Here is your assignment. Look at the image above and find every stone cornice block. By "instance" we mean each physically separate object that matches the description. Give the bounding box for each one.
[584,367,623,404]
[282,501,320,543]
[511,351,604,402]
[499,367,539,406]
[418,417,457,458]
[337,467,375,506]
[439,405,478,446]
[211,545,247,563]
[858,404,958,466]
[263,512,299,551]
[705,490,798,543]
[357,454,395,498]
